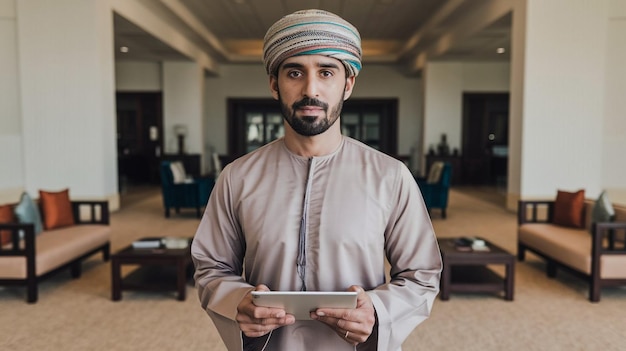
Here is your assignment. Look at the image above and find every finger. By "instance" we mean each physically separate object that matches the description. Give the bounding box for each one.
[240,323,277,338]
[238,314,295,337]
[255,284,270,292]
[347,285,363,293]
[251,305,287,319]
[238,312,291,325]
[343,329,360,344]
[313,307,356,321]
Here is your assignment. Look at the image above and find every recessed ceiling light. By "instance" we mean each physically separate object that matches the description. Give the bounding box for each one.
[120,46,129,53]
[497,47,505,54]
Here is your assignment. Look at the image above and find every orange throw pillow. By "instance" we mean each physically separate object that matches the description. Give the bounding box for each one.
[0,204,15,245]
[553,189,585,228]
[39,189,75,230]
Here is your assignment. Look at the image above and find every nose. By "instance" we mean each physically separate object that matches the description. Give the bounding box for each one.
[302,75,319,98]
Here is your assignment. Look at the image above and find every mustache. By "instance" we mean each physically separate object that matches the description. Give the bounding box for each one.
[292,98,328,110]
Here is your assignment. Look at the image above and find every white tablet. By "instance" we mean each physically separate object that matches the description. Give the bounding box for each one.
[251,291,358,320]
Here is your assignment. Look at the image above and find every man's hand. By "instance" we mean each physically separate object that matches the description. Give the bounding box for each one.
[310,285,376,345]
[236,284,296,337]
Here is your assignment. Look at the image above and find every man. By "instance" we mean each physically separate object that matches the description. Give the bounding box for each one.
[191,9,442,351]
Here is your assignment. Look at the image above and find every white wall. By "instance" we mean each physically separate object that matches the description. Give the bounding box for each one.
[162,61,205,164]
[352,64,423,162]
[115,61,162,91]
[0,0,24,203]
[423,61,511,157]
[423,62,463,156]
[16,0,118,207]
[520,0,608,199]
[204,64,267,157]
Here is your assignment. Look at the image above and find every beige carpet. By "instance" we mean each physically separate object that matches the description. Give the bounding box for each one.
[1,186,625,350]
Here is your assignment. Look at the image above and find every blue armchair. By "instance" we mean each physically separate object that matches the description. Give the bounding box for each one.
[160,161,214,218]
[416,162,452,218]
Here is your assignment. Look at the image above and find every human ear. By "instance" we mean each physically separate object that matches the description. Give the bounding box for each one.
[343,76,356,101]
[269,75,279,100]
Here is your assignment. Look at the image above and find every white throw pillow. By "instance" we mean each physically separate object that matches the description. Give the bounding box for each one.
[170,162,187,184]
[426,162,444,184]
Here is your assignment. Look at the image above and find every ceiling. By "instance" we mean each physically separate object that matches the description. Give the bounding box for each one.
[113,0,512,72]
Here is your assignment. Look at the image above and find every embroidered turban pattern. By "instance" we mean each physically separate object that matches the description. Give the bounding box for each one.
[263,9,362,77]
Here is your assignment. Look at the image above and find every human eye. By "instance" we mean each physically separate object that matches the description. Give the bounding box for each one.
[287,70,303,78]
[320,70,334,78]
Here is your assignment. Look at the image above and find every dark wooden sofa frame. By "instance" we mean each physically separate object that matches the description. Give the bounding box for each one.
[0,201,110,303]
[517,200,626,302]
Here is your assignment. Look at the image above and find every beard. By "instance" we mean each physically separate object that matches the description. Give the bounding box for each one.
[278,87,345,137]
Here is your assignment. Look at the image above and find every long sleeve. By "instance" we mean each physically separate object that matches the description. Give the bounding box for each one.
[191,164,252,351]
[367,165,442,350]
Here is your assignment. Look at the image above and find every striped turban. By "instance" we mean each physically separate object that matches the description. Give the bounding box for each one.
[263,9,362,77]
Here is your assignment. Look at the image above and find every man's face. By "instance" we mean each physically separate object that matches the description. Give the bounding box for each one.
[270,55,355,137]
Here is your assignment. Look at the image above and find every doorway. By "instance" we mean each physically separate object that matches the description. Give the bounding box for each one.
[116,92,163,190]
[461,93,509,186]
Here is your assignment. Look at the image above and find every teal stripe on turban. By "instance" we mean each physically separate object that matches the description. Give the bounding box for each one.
[263,9,363,77]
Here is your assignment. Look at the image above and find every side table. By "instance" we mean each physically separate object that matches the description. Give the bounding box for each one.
[438,237,515,301]
[111,238,193,301]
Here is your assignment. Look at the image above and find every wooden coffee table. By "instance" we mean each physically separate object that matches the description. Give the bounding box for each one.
[111,238,193,301]
[438,237,515,301]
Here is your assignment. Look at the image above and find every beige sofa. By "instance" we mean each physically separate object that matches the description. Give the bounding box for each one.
[0,201,110,303]
[517,200,626,302]
[517,199,626,302]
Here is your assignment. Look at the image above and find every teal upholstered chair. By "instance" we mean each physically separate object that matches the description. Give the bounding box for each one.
[160,161,214,218]
[416,162,452,218]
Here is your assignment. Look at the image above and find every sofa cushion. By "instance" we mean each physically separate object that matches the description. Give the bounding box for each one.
[519,223,626,279]
[0,205,15,245]
[13,192,43,235]
[591,191,615,224]
[39,189,75,230]
[0,224,110,278]
[519,223,591,274]
[553,189,585,228]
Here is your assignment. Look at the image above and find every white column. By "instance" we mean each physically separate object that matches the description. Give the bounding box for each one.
[511,0,610,206]
[17,0,118,207]
[0,0,24,203]
[603,0,626,204]
[507,0,527,209]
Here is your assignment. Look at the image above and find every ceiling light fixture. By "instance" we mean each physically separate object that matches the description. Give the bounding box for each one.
[120,46,129,53]
[497,47,505,54]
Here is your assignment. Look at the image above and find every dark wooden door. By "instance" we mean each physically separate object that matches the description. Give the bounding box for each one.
[461,93,509,185]
[116,92,163,187]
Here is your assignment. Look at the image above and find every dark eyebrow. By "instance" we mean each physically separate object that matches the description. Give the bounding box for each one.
[318,62,341,69]
[281,62,304,70]
[280,61,341,71]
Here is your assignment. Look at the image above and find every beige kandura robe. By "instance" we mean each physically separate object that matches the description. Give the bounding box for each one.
[191,136,442,351]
